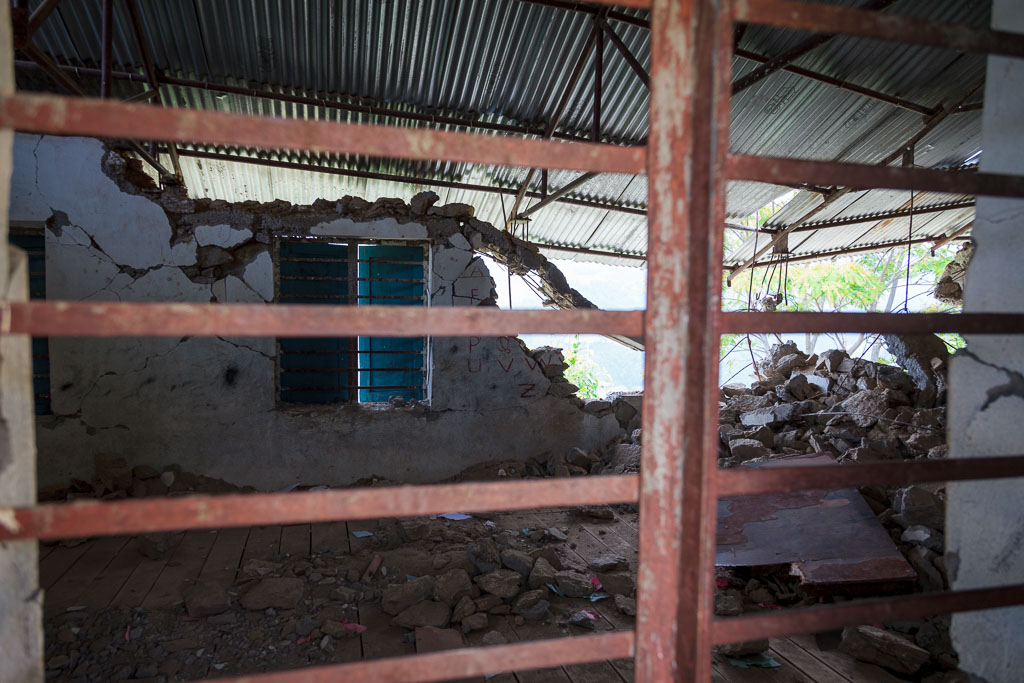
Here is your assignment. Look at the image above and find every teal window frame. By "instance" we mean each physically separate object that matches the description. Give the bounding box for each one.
[277,238,426,405]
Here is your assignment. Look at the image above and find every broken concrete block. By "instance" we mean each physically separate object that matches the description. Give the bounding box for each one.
[500,549,535,578]
[894,486,945,530]
[528,557,557,590]
[839,625,931,675]
[382,576,437,616]
[451,595,476,622]
[433,569,472,607]
[728,438,771,462]
[393,600,451,629]
[429,202,475,218]
[554,570,593,598]
[240,578,304,610]
[466,540,501,574]
[409,191,439,215]
[184,581,231,618]
[462,612,489,633]
[474,569,522,599]
[547,381,579,398]
[588,554,628,573]
[613,594,637,616]
[597,572,635,596]
[94,452,132,492]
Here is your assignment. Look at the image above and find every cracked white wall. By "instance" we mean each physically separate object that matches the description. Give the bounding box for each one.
[9,134,620,490]
[946,3,1024,681]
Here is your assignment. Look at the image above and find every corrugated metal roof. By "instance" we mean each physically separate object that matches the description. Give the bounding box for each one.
[20,0,987,267]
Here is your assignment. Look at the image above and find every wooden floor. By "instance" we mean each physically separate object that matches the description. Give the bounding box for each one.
[40,508,907,682]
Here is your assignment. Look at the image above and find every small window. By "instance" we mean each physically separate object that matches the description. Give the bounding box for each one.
[8,231,51,415]
[277,240,426,404]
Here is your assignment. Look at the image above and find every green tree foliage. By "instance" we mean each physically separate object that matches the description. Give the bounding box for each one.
[564,335,608,399]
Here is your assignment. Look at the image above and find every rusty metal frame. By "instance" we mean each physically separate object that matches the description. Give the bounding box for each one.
[3,1,1024,682]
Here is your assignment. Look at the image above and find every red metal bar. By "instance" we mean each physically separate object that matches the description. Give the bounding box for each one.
[638,0,729,679]
[714,584,1024,645]
[0,94,646,175]
[6,302,644,338]
[717,456,1024,497]
[727,154,1024,198]
[220,632,633,682]
[733,0,1024,58]
[719,311,1024,335]
[0,476,639,542]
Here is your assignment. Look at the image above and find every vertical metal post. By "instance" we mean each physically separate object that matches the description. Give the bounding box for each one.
[347,241,359,403]
[593,17,603,142]
[638,0,730,680]
[100,0,113,99]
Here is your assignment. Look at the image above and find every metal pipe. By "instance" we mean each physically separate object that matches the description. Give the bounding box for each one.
[520,172,600,217]
[734,47,936,116]
[732,0,900,96]
[731,233,970,270]
[597,16,650,89]
[124,0,182,180]
[506,25,601,227]
[100,0,113,99]
[593,17,603,142]
[27,0,62,40]
[12,61,602,144]
[931,220,974,253]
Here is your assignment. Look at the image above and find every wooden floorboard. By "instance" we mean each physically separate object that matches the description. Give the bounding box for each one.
[508,621,573,683]
[110,533,184,607]
[357,598,414,661]
[770,637,856,682]
[241,525,283,564]
[81,537,148,609]
[198,527,250,587]
[279,524,311,558]
[789,634,909,683]
[311,521,350,554]
[44,536,129,616]
[142,530,219,609]
[39,541,92,591]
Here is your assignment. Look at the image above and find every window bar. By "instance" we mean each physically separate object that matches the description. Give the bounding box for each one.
[0,93,647,175]
[734,0,1024,58]
[0,476,640,541]
[2,2,1024,681]
[347,240,359,404]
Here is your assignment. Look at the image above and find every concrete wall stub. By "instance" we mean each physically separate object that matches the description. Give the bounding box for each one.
[10,134,621,492]
[946,3,1024,681]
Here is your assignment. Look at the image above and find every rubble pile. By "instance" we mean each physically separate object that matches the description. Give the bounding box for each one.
[38,453,258,504]
[42,511,636,681]
[710,340,958,677]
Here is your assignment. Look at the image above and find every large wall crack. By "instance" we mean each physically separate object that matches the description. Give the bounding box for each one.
[958,349,1024,411]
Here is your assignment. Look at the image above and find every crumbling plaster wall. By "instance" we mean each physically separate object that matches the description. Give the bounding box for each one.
[10,133,620,491]
[946,2,1024,681]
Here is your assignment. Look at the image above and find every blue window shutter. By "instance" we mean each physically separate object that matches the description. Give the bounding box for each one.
[358,245,425,402]
[278,241,352,403]
[9,233,50,415]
